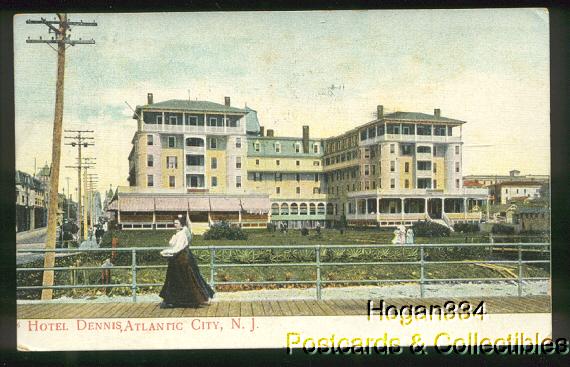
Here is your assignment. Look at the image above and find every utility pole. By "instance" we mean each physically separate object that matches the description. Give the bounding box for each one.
[87,174,99,230]
[26,13,97,301]
[64,130,94,240]
[80,157,96,239]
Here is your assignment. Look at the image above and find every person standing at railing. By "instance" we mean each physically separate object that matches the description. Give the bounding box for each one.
[101,258,113,295]
[159,214,215,309]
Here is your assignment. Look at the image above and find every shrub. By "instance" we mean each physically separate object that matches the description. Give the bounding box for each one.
[453,223,480,233]
[412,220,451,237]
[491,224,515,235]
[203,221,248,241]
[300,227,309,236]
[266,223,277,232]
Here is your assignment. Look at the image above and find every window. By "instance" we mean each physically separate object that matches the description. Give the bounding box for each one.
[255,159,260,166]
[295,143,301,153]
[417,146,431,154]
[313,173,319,182]
[455,162,460,173]
[433,163,437,173]
[276,160,280,166]
[147,175,154,187]
[253,172,262,182]
[300,203,307,215]
[390,161,395,172]
[390,144,395,154]
[236,176,242,188]
[211,157,217,169]
[390,178,395,189]
[296,187,301,194]
[405,179,410,188]
[313,187,320,194]
[417,161,432,171]
[156,115,163,124]
[455,179,460,189]
[211,177,218,187]
[276,187,280,194]
[187,116,198,126]
[291,203,299,214]
[147,134,153,145]
[455,145,460,154]
[167,156,178,169]
[372,181,376,189]
[296,174,301,182]
[417,178,431,189]
[433,180,437,188]
[168,136,176,148]
[169,176,176,188]
[254,142,260,152]
[401,144,412,156]
[236,157,242,169]
[364,149,370,159]
[209,138,217,149]
[405,162,409,173]
[313,160,320,166]
[209,117,217,126]
[169,116,178,125]
[313,143,319,153]
[275,173,282,181]
[147,154,153,167]
[296,160,300,166]
[236,138,242,149]
[186,137,204,147]
[364,165,370,176]
[364,181,370,190]
[275,143,281,153]
[433,146,437,156]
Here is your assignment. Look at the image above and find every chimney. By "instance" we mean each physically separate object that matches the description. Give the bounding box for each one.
[377,105,383,119]
[302,125,310,153]
[434,108,441,118]
[266,129,274,137]
[224,96,231,107]
[259,126,265,136]
[147,93,153,105]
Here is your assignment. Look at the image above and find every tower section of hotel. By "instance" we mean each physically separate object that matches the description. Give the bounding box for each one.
[246,126,328,229]
[323,105,488,228]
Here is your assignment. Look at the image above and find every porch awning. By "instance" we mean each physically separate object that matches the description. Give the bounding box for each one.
[209,197,241,212]
[155,196,188,211]
[119,196,154,212]
[240,197,270,213]
[188,197,210,212]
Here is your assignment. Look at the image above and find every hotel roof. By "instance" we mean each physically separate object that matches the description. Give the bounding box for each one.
[136,99,247,114]
[383,111,465,123]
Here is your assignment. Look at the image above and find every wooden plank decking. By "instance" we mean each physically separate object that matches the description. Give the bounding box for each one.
[17,296,550,319]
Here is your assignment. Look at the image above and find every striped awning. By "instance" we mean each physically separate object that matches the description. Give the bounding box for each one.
[209,197,241,212]
[155,197,188,211]
[240,197,270,213]
[188,197,210,212]
[119,196,154,212]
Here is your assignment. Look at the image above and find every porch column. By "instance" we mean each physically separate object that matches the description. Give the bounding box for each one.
[162,111,165,132]
[152,210,156,229]
[377,198,380,214]
[224,113,227,133]
[424,198,428,214]
[441,198,445,214]
[354,199,358,220]
[238,209,242,226]
[365,199,368,216]
[401,198,405,220]
[182,112,186,132]
[464,198,467,219]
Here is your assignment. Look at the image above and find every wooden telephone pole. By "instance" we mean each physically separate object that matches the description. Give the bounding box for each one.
[26,14,97,300]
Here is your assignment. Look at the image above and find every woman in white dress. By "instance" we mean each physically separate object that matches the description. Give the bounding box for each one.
[159,215,214,308]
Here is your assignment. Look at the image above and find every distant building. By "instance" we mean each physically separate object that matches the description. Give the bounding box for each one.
[514,206,550,232]
[15,170,47,232]
[463,170,549,188]
[108,94,488,230]
[489,181,543,204]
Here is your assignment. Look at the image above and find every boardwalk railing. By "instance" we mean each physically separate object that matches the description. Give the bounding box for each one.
[17,242,550,302]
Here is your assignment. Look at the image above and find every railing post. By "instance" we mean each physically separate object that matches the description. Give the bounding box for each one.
[131,249,137,302]
[210,247,216,291]
[419,244,425,298]
[316,245,321,300]
[518,244,523,297]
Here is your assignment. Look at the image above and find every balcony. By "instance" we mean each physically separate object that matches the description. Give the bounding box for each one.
[185,165,205,174]
[142,123,244,135]
[185,146,206,154]
[361,133,461,145]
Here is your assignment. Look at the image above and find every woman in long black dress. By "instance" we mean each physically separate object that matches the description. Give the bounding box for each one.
[159,215,214,308]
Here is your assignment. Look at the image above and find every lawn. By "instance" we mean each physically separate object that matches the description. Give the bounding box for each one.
[16,228,550,300]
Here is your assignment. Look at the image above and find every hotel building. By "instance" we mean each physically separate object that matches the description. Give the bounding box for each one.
[109,94,487,230]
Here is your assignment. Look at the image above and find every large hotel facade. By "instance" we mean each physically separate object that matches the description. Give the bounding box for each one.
[107,94,487,230]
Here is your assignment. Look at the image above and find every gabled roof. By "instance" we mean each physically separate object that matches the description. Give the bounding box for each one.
[384,111,465,124]
[136,99,246,115]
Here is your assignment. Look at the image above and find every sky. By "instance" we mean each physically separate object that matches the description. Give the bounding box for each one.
[14,9,550,199]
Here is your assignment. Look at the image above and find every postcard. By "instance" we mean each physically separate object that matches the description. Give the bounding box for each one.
[15,9,555,354]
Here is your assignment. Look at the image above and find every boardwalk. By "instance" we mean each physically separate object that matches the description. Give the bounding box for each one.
[17,296,550,319]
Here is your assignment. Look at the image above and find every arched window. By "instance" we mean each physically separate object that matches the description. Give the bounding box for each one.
[290,203,299,215]
[300,203,308,215]
[280,203,289,216]
[317,203,325,215]
[309,203,316,215]
[271,203,279,215]
[326,203,334,215]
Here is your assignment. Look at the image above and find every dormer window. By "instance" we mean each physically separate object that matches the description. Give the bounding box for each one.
[254,141,260,152]
[313,143,319,153]
[275,142,281,153]
[295,143,301,153]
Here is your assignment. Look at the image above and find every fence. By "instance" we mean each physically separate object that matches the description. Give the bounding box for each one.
[16,242,550,302]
